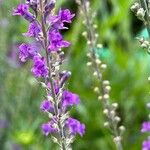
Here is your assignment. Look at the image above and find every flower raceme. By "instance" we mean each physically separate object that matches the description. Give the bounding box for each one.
[14,0,85,149]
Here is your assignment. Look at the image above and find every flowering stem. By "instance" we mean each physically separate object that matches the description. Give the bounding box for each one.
[39,1,67,149]
[79,0,123,149]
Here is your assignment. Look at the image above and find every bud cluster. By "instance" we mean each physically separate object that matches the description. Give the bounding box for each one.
[131,2,145,21]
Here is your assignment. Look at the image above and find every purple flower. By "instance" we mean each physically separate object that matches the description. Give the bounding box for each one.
[41,119,58,136]
[31,55,48,78]
[143,138,150,150]
[19,43,37,62]
[23,22,41,38]
[13,4,35,22]
[40,100,54,112]
[141,122,150,132]
[49,9,74,30]
[66,118,85,136]
[59,71,71,87]
[44,0,56,21]
[48,29,70,51]
[62,91,80,108]
[59,9,75,23]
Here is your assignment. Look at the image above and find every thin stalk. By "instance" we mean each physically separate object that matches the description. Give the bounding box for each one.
[81,0,123,150]
[39,1,67,149]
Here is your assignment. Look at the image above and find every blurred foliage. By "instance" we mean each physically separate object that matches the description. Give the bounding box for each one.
[0,0,150,150]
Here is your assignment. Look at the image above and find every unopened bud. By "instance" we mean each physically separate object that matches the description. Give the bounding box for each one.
[40,82,47,88]
[137,8,145,20]
[104,122,109,127]
[82,31,87,37]
[87,53,91,58]
[97,44,103,48]
[141,41,149,49]
[95,59,101,65]
[103,94,109,100]
[113,136,122,143]
[103,109,109,115]
[110,110,115,117]
[119,126,125,132]
[101,64,107,69]
[98,96,102,100]
[103,80,110,85]
[131,2,140,12]
[93,71,98,76]
[87,62,92,66]
[93,24,98,29]
[114,116,121,122]
[47,96,53,102]
[105,86,111,92]
[95,34,99,38]
[94,87,99,93]
[112,103,118,109]
[87,41,91,45]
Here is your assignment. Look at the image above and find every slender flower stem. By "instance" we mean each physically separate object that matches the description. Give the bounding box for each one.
[79,0,124,149]
[39,1,67,149]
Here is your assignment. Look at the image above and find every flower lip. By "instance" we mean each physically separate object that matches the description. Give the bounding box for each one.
[66,117,85,137]
[141,121,150,132]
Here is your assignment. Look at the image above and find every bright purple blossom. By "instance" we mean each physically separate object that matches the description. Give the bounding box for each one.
[23,22,41,38]
[41,120,57,136]
[31,55,48,78]
[49,9,74,30]
[48,29,70,51]
[66,118,85,136]
[13,4,35,22]
[59,9,75,23]
[141,122,150,132]
[19,43,37,62]
[40,100,54,112]
[62,91,80,108]
[143,138,150,150]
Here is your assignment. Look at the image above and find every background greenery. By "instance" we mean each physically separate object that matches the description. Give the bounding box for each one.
[0,0,150,149]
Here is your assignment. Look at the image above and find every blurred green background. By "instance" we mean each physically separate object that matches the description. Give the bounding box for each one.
[0,0,150,149]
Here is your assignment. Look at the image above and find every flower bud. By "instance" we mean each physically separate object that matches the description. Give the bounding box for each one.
[103,80,110,85]
[93,71,98,76]
[101,64,107,69]
[103,109,109,115]
[94,87,99,93]
[112,103,118,109]
[119,126,125,133]
[104,122,109,127]
[141,40,149,49]
[114,116,121,122]
[110,110,115,118]
[98,96,102,100]
[103,94,109,100]
[97,44,103,48]
[113,136,122,143]
[82,31,87,37]
[136,8,145,20]
[130,2,140,12]
[87,62,92,66]
[95,59,101,65]
[105,86,111,92]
